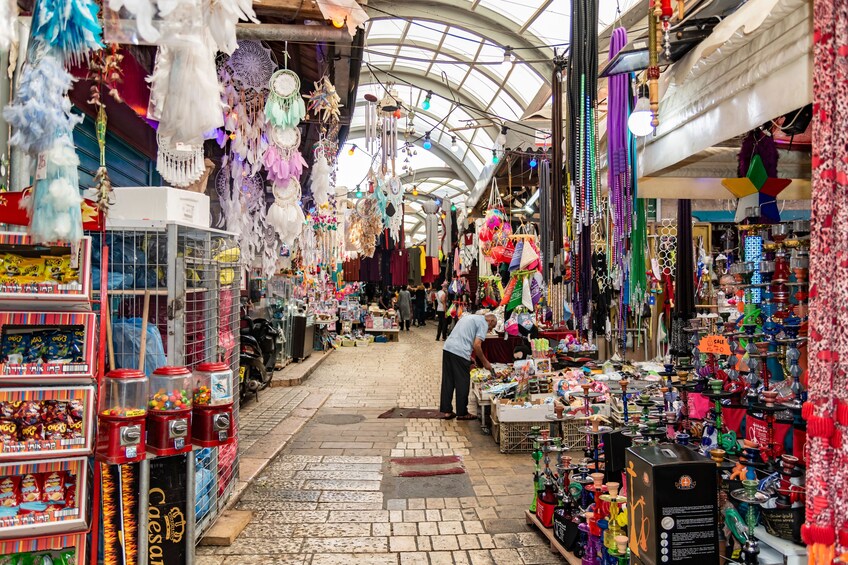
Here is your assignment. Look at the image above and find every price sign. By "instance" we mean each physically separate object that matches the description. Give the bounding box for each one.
[699,334,731,355]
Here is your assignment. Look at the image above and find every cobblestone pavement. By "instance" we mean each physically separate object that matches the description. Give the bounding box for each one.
[199,326,564,565]
[238,387,311,454]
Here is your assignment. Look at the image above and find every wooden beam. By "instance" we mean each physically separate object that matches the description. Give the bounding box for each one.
[252,0,325,19]
[637,176,811,200]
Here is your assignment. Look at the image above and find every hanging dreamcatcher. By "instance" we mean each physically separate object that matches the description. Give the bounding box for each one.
[354,196,382,257]
[385,176,403,242]
[310,150,331,208]
[266,177,305,248]
[264,126,306,184]
[156,132,205,187]
[265,67,306,129]
[218,40,274,174]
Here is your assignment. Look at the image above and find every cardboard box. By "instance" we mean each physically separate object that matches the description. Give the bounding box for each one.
[626,445,718,565]
[108,186,210,229]
[495,399,553,422]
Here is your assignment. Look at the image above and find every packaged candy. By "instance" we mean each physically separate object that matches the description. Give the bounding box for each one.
[45,330,73,363]
[18,258,45,281]
[44,419,67,440]
[25,331,46,363]
[43,256,65,283]
[21,422,43,442]
[71,328,85,363]
[16,401,42,426]
[1,332,30,364]
[64,474,76,508]
[0,419,18,442]
[68,400,83,421]
[42,471,66,504]
[2,254,24,277]
[0,475,21,507]
[20,473,42,503]
[0,401,14,419]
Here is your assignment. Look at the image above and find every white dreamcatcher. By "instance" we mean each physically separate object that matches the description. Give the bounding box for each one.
[156,132,205,187]
[216,163,267,264]
[385,176,403,242]
[266,177,305,249]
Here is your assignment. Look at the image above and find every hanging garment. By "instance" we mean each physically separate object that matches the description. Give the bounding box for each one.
[408,246,422,286]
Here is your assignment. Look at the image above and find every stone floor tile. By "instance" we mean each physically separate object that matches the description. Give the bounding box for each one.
[251,510,328,523]
[431,535,460,551]
[441,509,464,522]
[417,521,439,536]
[399,552,430,565]
[387,499,407,510]
[304,479,381,491]
[310,554,398,565]
[416,536,432,551]
[492,534,522,549]
[407,498,426,509]
[295,470,383,481]
[426,498,446,509]
[372,522,392,536]
[444,498,462,509]
[516,532,548,547]
[438,521,464,535]
[462,521,485,534]
[457,534,482,550]
[392,522,418,536]
[428,552,454,565]
[466,550,495,565]
[215,536,304,554]
[389,536,418,552]
[195,556,225,565]
[488,549,523,565]
[390,510,404,522]
[220,555,307,565]
[292,523,372,537]
[328,510,390,522]
[404,510,426,522]
[301,536,389,553]
[453,551,471,565]
[425,510,442,521]
[516,546,564,564]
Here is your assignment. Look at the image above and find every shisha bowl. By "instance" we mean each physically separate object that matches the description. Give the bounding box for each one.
[791,219,810,237]
[771,224,790,244]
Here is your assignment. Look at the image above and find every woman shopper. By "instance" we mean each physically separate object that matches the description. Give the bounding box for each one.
[397,286,412,331]
[414,284,427,327]
[435,281,449,341]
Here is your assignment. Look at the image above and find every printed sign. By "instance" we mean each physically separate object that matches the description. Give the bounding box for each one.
[148,454,189,565]
[101,462,141,565]
[699,334,731,355]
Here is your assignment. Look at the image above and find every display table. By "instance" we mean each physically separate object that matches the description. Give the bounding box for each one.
[539,329,577,342]
[481,333,525,363]
[472,386,492,435]
[365,327,400,342]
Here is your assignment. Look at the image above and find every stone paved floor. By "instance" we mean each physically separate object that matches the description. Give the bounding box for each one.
[199,326,564,565]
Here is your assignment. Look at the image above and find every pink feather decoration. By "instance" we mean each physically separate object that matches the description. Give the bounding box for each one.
[264,145,307,183]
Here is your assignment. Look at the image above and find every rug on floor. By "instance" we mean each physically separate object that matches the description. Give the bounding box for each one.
[389,455,466,477]
[378,407,446,419]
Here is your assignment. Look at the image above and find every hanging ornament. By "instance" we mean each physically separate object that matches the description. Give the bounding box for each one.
[265,68,306,129]
[310,152,331,208]
[148,35,224,145]
[304,75,341,124]
[23,137,83,244]
[204,0,257,55]
[0,0,17,53]
[156,132,205,187]
[386,176,403,243]
[364,93,378,153]
[31,0,103,64]
[378,88,400,175]
[4,54,80,154]
[264,126,307,184]
[266,177,304,248]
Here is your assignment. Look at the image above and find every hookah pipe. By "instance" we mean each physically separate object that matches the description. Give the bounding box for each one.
[724,507,760,564]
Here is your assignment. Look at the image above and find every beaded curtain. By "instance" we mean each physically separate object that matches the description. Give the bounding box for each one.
[803,0,848,561]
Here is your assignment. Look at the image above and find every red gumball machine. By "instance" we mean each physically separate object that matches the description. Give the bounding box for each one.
[96,369,148,464]
[191,362,235,447]
[146,366,193,456]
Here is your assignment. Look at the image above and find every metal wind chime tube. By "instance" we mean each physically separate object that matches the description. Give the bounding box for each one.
[365,95,377,153]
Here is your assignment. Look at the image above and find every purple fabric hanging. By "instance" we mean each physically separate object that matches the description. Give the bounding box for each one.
[607,27,632,268]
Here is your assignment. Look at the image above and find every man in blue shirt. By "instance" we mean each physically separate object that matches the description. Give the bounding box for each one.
[440,313,497,420]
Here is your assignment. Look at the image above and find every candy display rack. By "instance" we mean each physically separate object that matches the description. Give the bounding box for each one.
[0,233,97,565]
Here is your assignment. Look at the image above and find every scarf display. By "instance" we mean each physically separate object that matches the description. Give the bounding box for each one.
[803,0,848,560]
[674,199,695,321]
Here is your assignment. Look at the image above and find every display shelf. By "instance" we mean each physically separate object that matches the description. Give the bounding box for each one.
[524,510,581,565]
[0,456,89,539]
[0,312,97,382]
[0,531,86,563]
[0,234,92,310]
[92,287,210,296]
[0,386,95,461]
[755,526,807,565]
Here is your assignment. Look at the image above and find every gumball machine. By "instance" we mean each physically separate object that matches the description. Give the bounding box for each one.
[96,369,148,464]
[191,362,235,447]
[146,366,193,456]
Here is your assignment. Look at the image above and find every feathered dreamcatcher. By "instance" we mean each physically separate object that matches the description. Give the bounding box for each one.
[204,0,257,55]
[354,196,382,258]
[0,0,18,53]
[266,176,304,249]
[218,40,274,175]
[304,75,341,124]
[105,0,201,46]
[86,44,124,212]
[385,176,403,242]
[264,125,307,184]
[310,151,330,209]
[156,132,205,187]
[148,35,223,145]
[265,68,305,129]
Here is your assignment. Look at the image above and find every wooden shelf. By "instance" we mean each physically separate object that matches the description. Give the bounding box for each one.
[524,510,581,565]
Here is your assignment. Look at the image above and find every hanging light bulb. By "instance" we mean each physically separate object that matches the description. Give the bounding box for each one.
[422,91,432,111]
[451,204,457,212]
[412,186,419,196]
[502,46,514,68]
[348,145,356,156]
[423,133,432,150]
[451,136,460,153]
[628,96,655,137]
[492,149,499,164]
[529,156,537,168]
[331,16,346,28]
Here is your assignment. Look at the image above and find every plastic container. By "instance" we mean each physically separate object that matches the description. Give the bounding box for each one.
[148,366,192,412]
[193,362,233,406]
[100,369,148,418]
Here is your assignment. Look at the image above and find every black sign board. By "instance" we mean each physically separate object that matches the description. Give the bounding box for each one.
[148,454,189,565]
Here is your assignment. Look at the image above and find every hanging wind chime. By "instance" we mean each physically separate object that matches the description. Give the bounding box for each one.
[379,87,400,175]
[364,93,378,153]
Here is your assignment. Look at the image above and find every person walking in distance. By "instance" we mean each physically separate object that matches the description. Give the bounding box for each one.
[435,282,449,341]
[440,313,496,420]
[397,286,412,331]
